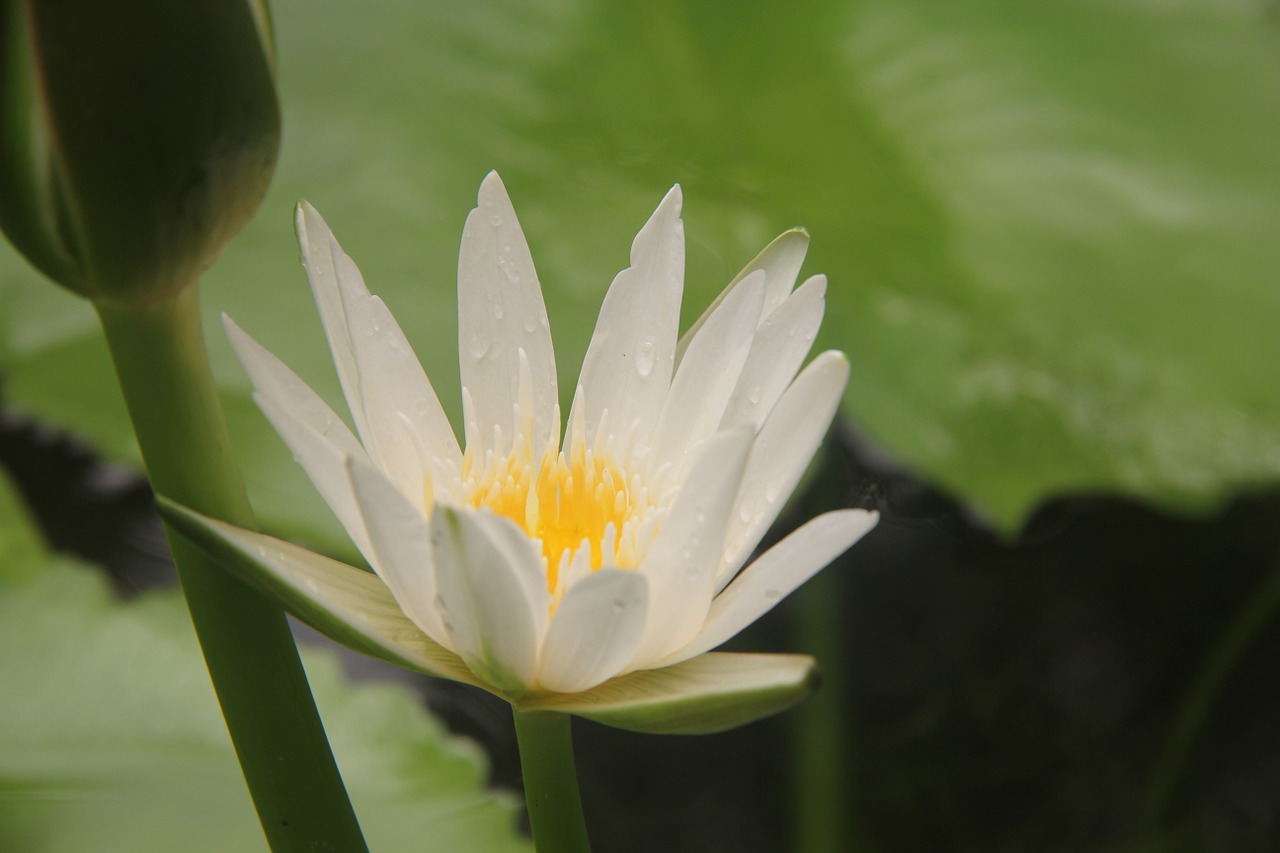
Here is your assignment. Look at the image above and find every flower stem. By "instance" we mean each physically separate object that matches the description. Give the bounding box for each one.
[1141,549,1280,829]
[513,710,592,853]
[95,286,367,852]
[792,564,853,853]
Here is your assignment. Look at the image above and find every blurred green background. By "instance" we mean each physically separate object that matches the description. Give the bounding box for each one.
[3,0,1280,850]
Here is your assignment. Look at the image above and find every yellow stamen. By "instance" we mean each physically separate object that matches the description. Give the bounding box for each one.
[464,443,644,593]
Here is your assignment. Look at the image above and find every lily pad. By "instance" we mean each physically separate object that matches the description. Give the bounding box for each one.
[2,0,1279,535]
[0,473,530,853]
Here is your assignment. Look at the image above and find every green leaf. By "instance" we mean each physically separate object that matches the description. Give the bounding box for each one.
[522,652,819,735]
[4,0,1279,534]
[0,479,530,853]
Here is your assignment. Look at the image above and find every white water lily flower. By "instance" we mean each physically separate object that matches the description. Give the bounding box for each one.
[165,173,877,733]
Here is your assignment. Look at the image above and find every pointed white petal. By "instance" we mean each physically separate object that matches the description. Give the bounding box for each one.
[342,291,460,506]
[224,316,365,462]
[571,186,684,458]
[252,393,369,558]
[649,270,765,482]
[665,510,878,666]
[676,228,810,365]
[720,274,826,431]
[521,652,817,734]
[430,506,548,694]
[346,458,448,646]
[235,359,373,559]
[157,499,483,689]
[457,172,558,457]
[538,569,649,694]
[295,201,371,442]
[632,427,753,666]
[720,351,850,582]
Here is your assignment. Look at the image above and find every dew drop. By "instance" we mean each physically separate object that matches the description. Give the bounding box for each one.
[522,315,538,333]
[746,385,762,404]
[635,336,657,377]
[804,330,816,343]
[738,502,754,523]
[414,399,431,414]
[467,332,490,359]
[765,483,780,503]
[490,214,502,227]
[497,255,521,284]
[694,509,706,525]
[492,302,505,319]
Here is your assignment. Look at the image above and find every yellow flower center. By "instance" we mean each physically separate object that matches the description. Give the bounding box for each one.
[463,442,651,594]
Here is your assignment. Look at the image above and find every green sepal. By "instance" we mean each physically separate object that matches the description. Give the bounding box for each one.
[675,227,810,365]
[157,497,484,690]
[522,652,820,735]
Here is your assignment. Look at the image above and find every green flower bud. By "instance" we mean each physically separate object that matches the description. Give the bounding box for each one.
[0,0,279,304]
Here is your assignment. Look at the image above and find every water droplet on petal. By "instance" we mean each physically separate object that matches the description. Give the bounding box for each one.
[747,385,762,404]
[490,214,502,227]
[493,302,505,319]
[522,315,537,333]
[635,336,657,377]
[467,332,490,359]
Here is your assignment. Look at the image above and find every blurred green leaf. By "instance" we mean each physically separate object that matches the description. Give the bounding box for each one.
[3,0,1279,535]
[0,475,530,853]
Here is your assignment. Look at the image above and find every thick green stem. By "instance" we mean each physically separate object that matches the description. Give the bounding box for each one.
[1141,549,1280,829]
[513,710,592,853]
[96,286,367,852]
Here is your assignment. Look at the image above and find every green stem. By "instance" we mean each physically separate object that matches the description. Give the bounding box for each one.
[96,286,367,852]
[1141,549,1280,829]
[513,710,592,853]
[792,565,852,853]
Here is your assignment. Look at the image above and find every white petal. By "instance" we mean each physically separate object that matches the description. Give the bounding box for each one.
[632,427,753,666]
[345,291,460,495]
[457,172,558,457]
[226,318,376,557]
[719,351,850,585]
[720,274,826,431]
[538,569,649,694]
[676,228,810,365]
[664,509,878,666]
[649,270,765,483]
[430,506,549,694]
[571,186,684,459]
[224,316,365,463]
[250,392,372,558]
[346,458,448,646]
[295,201,371,443]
